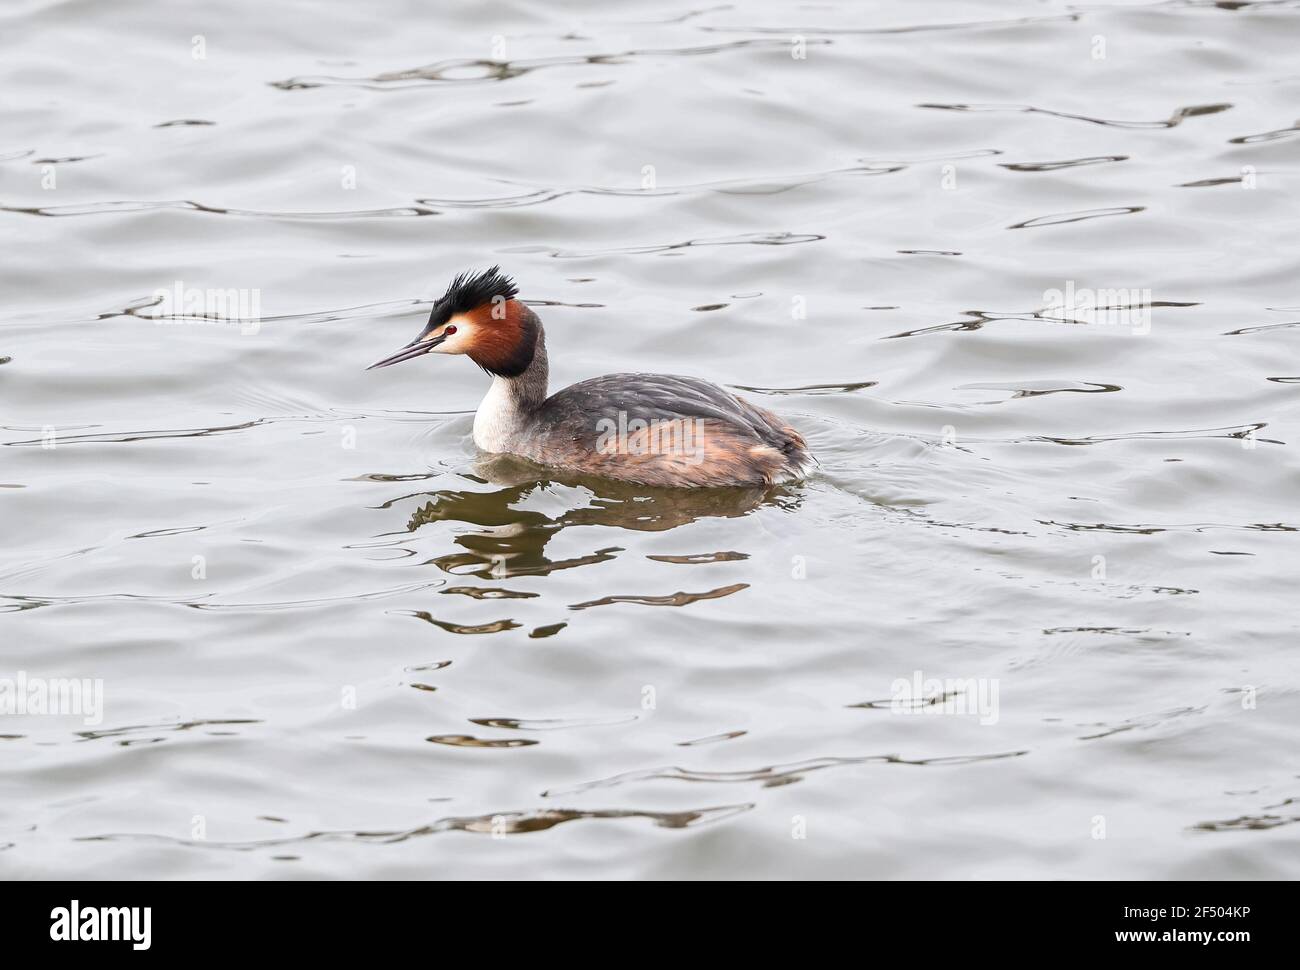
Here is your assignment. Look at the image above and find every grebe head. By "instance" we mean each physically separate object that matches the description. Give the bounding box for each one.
[366,266,539,376]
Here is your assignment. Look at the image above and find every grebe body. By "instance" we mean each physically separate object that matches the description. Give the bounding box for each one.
[369,269,814,489]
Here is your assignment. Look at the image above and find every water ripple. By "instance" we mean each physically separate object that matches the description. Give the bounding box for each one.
[468,715,639,730]
[921,101,1231,129]
[426,735,539,748]
[999,155,1128,172]
[569,582,748,609]
[544,749,1029,796]
[505,231,824,259]
[416,163,904,209]
[701,12,1080,35]
[271,39,831,90]
[0,581,444,615]
[0,199,439,220]
[1228,119,1300,144]
[1008,206,1144,230]
[75,802,755,848]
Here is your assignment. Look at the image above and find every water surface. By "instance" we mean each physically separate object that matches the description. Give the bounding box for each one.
[3,0,1300,878]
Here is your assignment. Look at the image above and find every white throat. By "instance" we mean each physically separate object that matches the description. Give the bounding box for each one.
[468,320,548,454]
[473,376,530,453]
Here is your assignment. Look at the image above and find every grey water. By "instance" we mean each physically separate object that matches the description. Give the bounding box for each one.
[3,0,1299,879]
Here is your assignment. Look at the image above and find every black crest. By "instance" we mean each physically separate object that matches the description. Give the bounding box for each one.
[438,266,518,317]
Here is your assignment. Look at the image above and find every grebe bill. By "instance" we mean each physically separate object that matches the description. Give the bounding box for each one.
[368,268,816,489]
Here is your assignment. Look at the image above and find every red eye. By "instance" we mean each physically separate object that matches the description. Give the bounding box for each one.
[444,325,457,336]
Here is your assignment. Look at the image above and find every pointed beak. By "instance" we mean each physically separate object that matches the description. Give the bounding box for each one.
[366,332,444,370]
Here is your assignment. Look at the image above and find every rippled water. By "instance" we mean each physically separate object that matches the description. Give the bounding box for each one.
[4,0,1300,879]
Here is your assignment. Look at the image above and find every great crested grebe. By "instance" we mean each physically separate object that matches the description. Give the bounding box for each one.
[368,267,815,488]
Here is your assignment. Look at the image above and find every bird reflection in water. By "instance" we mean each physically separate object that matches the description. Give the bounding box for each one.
[376,453,801,580]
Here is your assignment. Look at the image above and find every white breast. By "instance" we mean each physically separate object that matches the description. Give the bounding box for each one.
[472,376,526,453]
